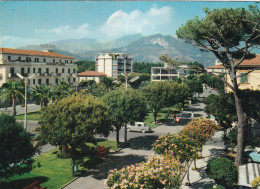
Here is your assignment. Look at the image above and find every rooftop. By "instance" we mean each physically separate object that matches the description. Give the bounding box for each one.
[0,47,74,59]
[77,71,107,77]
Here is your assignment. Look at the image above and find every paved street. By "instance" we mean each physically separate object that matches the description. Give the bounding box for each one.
[0,103,41,115]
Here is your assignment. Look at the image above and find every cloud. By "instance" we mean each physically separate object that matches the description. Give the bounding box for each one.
[36,23,91,39]
[100,5,173,38]
[0,36,40,48]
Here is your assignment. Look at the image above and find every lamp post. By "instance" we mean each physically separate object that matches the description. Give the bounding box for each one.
[16,73,35,131]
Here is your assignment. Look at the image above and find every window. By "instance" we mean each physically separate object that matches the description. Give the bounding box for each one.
[71,60,73,63]
[56,68,58,73]
[73,78,76,82]
[38,68,41,74]
[46,68,49,73]
[46,79,49,85]
[240,72,248,83]
[10,67,15,77]
[68,69,70,74]
[18,57,21,61]
[33,68,36,73]
[62,68,64,73]
[53,59,55,63]
[38,79,42,85]
[73,69,76,73]
[33,79,35,85]
[43,58,46,63]
[55,78,58,84]
[27,68,30,74]
[21,68,25,75]
[68,78,70,83]
[29,57,31,62]
[8,56,11,61]
[60,59,62,63]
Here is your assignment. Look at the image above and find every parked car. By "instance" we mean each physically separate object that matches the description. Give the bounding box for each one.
[127,122,152,133]
[245,148,260,163]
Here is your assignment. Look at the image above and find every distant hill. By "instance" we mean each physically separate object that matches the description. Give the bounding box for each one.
[19,33,217,67]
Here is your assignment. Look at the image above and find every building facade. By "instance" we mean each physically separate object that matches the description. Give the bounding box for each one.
[95,53,133,78]
[77,71,107,83]
[0,48,77,87]
[207,56,260,91]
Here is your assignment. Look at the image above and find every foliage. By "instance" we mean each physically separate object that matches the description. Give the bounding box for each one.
[177,5,260,165]
[204,93,237,133]
[141,81,189,123]
[199,73,225,92]
[53,80,74,100]
[180,117,215,149]
[38,94,112,151]
[133,62,164,74]
[159,54,184,68]
[223,130,237,147]
[152,133,199,163]
[75,60,95,72]
[184,74,203,96]
[31,85,53,109]
[0,113,35,178]
[206,157,238,187]
[251,176,260,188]
[105,155,183,189]
[102,88,146,145]
[0,80,24,115]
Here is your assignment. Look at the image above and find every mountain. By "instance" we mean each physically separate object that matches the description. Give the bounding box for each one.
[78,34,216,67]
[19,34,217,67]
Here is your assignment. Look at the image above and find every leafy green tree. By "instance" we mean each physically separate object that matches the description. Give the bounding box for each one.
[75,60,95,72]
[102,88,147,145]
[200,73,225,92]
[0,80,24,115]
[53,80,74,100]
[133,62,164,74]
[141,81,187,123]
[159,55,184,68]
[176,5,260,165]
[31,85,53,109]
[184,75,203,97]
[204,93,237,135]
[38,94,111,153]
[0,114,35,178]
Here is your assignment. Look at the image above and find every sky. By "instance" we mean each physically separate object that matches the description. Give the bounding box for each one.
[0,1,255,48]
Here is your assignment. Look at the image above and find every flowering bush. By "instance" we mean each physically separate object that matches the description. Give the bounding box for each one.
[180,117,215,148]
[152,133,199,163]
[105,155,183,189]
[252,177,260,188]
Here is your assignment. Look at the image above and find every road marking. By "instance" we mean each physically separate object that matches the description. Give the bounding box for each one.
[246,163,250,184]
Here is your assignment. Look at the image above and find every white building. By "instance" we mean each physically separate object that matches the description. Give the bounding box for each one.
[95,53,133,78]
[151,63,184,81]
[0,48,77,87]
[77,71,107,83]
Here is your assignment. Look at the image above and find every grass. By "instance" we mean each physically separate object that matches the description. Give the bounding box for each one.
[15,111,41,121]
[0,139,118,189]
[144,107,180,128]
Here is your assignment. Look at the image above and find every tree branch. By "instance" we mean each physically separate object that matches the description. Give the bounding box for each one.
[207,72,235,92]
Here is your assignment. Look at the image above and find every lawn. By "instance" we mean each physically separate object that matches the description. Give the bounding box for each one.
[15,111,41,121]
[0,139,118,189]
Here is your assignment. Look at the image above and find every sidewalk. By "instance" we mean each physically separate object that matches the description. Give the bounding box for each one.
[181,131,225,189]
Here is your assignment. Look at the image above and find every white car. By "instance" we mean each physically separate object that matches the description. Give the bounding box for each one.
[127,122,152,133]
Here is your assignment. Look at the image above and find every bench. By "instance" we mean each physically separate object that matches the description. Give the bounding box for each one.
[23,181,45,189]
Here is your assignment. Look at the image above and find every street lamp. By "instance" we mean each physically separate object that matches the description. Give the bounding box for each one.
[16,73,35,131]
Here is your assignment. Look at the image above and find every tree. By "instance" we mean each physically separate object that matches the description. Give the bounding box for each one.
[133,62,164,74]
[53,80,74,100]
[0,113,35,178]
[176,5,260,165]
[141,81,187,123]
[38,94,111,153]
[75,60,95,73]
[102,88,147,145]
[159,55,184,68]
[184,75,203,97]
[31,85,53,109]
[0,80,24,115]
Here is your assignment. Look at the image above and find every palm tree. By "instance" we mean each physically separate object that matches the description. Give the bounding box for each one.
[31,85,53,110]
[53,80,73,100]
[0,80,24,116]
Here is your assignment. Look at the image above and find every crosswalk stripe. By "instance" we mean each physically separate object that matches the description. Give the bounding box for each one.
[246,163,250,184]
[253,163,257,178]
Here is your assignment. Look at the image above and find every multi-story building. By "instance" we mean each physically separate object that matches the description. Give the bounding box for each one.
[95,53,133,78]
[207,55,260,91]
[0,48,77,87]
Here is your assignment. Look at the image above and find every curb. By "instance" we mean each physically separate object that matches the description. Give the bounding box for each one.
[60,177,80,189]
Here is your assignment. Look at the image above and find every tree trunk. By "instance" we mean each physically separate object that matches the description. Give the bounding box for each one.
[12,95,16,116]
[153,111,157,124]
[116,126,120,147]
[124,123,127,143]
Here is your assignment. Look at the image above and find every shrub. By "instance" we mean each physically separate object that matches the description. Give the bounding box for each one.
[105,155,183,189]
[252,177,260,188]
[206,157,238,187]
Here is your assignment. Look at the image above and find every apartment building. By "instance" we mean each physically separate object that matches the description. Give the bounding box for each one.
[0,48,77,87]
[95,53,133,78]
[207,55,260,91]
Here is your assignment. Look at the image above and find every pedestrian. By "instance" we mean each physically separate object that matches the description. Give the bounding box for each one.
[173,113,176,122]
[191,112,194,119]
